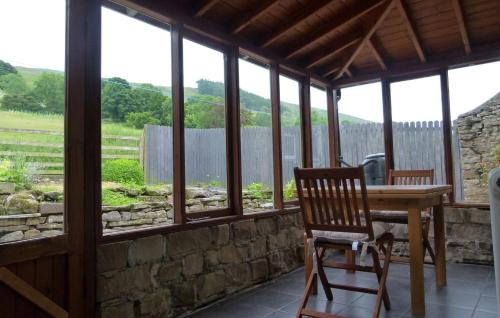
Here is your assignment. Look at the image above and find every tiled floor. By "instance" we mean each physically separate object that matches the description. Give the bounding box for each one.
[188,259,496,317]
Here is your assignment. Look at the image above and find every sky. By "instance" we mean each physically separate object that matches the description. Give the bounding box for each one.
[1,0,499,121]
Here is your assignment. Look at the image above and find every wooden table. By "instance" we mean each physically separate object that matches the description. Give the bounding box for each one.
[303,184,452,315]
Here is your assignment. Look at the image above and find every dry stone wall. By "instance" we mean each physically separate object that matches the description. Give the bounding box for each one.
[97,213,305,318]
[456,92,500,202]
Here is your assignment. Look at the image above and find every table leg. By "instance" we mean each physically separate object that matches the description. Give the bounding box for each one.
[408,207,425,315]
[433,201,447,287]
[303,233,317,294]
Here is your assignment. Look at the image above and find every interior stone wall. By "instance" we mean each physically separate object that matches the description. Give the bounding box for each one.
[456,92,500,202]
[97,213,305,318]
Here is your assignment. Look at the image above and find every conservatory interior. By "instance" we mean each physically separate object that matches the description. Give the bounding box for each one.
[0,0,499,317]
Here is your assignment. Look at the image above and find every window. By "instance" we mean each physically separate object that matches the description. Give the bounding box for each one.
[280,75,301,201]
[183,39,228,213]
[239,59,273,213]
[448,61,500,202]
[338,82,384,168]
[101,7,173,233]
[391,76,445,184]
[311,86,329,167]
[0,0,66,243]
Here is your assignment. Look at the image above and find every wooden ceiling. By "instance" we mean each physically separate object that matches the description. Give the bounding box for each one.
[168,0,500,86]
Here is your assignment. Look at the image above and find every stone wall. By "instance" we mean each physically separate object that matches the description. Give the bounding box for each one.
[456,92,500,202]
[97,213,305,318]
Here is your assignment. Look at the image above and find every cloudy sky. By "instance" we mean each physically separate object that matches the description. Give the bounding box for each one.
[1,0,499,122]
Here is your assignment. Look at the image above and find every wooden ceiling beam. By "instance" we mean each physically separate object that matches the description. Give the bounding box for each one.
[345,68,353,78]
[194,0,220,17]
[259,0,335,48]
[451,0,471,54]
[396,0,426,62]
[367,38,388,70]
[231,0,280,34]
[306,35,361,69]
[284,0,386,60]
[334,0,396,80]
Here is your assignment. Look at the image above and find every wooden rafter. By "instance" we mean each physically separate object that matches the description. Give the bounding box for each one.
[345,68,353,78]
[322,65,342,78]
[306,35,361,69]
[396,0,426,62]
[334,0,396,80]
[231,0,279,34]
[194,0,220,17]
[367,38,388,70]
[285,0,386,60]
[451,0,471,54]
[260,0,335,48]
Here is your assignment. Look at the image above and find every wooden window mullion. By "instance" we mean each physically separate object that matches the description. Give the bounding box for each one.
[382,78,394,179]
[327,87,339,167]
[440,69,455,201]
[270,63,283,210]
[300,77,313,168]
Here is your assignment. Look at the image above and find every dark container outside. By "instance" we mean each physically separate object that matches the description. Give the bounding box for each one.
[362,153,386,185]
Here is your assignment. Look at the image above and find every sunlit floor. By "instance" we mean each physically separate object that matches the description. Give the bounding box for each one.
[188,258,496,318]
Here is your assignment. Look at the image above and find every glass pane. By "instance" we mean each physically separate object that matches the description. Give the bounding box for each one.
[101,7,173,233]
[183,39,227,213]
[280,75,301,201]
[448,61,500,202]
[338,82,384,174]
[0,0,66,243]
[311,86,329,167]
[391,76,445,184]
[239,59,273,213]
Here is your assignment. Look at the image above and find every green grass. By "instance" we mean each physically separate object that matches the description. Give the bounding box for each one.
[102,189,142,206]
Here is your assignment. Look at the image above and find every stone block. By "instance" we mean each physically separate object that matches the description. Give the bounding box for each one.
[101,302,134,318]
[158,261,182,282]
[0,231,23,243]
[232,219,257,241]
[225,263,250,290]
[196,270,226,300]
[0,217,26,226]
[47,215,64,224]
[107,218,153,227]
[205,250,219,268]
[168,227,211,256]
[102,211,121,222]
[0,225,29,233]
[213,224,230,246]
[24,229,41,239]
[268,230,289,250]
[39,203,64,215]
[173,279,196,306]
[250,258,269,281]
[256,218,277,236]
[139,290,171,316]
[218,244,248,264]
[97,241,130,273]
[0,183,15,194]
[469,209,491,224]
[5,193,39,214]
[97,265,151,302]
[36,223,63,230]
[128,235,164,266]
[183,252,204,276]
[250,236,267,259]
[40,230,63,237]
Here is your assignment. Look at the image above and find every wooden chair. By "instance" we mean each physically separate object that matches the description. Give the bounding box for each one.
[371,169,436,264]
[294,166,394,318]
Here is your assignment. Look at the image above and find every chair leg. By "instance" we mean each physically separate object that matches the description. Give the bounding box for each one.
[372,240,393,318]
[372,245,391,311]
[296,271,317,318]
[316,247,333,301]
[422,220,436,264]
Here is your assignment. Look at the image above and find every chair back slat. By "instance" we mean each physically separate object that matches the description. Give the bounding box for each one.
[388,169,434,186]
[294,166,374,240]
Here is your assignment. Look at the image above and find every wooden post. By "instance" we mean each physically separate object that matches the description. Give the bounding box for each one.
[327,87,339,167]
[300,77,313,168]
[171,23,186,224]
[270,63,283,210]
[382,78,394,179]
[440,69,455,201]
[225,46,243,215]
[66,0,100,316]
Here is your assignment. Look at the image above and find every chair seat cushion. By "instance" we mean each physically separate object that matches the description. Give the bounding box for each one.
[370,210,431,223]
[312,221,387,245]
[372,222,408,240]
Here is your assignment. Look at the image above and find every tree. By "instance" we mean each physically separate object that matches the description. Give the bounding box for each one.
[185,95,225,128]
[197,79,225,98]
[311,109,328,125]
[101,77,136,122]
[0,74,28,95]
[126,112,160,129]
[0,60,17,77]
[132,84,172,125]
[1,94,43,112]
[32,72,65,114]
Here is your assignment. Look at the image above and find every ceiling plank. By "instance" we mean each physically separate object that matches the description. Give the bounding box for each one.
[367,38,388,70]
[194,0,220,17]
[231,0,280,34]
[306,35,361,69]
[259,0,335,48]
[334,0,396,80]
[284,0,386,60]
[451,0,471,54]
[396,0,426,62]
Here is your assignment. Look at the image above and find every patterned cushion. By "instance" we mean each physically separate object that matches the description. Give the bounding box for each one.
[312,221,386,243]
[370,210,431,222]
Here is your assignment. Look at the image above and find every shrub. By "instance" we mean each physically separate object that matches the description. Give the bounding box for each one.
[0,156,32,190]
[246,182,268,199]
[126,112,160,129]
[283,179,296,201]
[102,159,144,185]
[102,189,142,206]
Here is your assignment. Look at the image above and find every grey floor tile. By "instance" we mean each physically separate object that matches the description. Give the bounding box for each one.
[476,295,497,313]
[235,289,300,309]
[473,310,498,318]
[403,303,473,318]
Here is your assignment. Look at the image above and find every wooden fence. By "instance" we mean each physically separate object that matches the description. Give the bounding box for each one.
[143,122,464,200]
[0,128,140,176]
